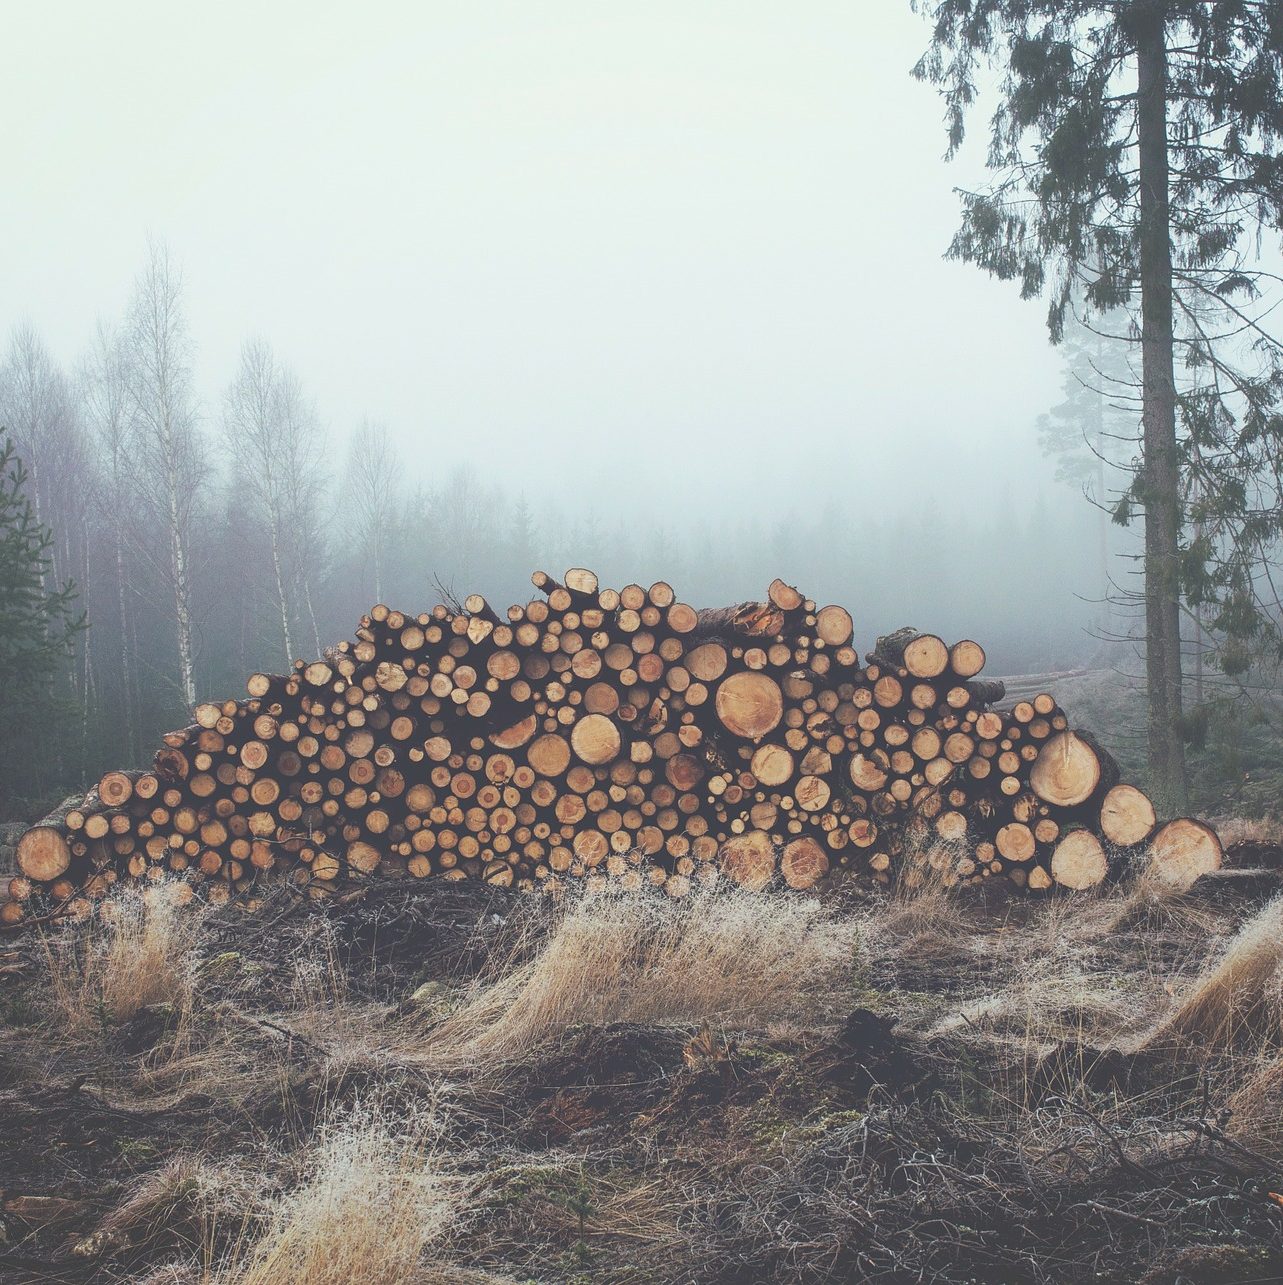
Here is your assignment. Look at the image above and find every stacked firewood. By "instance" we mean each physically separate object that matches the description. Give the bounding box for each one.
[5,570,1222,923]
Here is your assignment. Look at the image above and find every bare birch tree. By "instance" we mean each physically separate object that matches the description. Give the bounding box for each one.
[125,241,204,709]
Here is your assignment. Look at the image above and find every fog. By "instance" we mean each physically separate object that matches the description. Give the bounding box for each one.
[1,0,1114,716]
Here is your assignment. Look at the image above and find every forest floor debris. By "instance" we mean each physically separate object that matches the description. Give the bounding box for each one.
[2,838,1283,1283]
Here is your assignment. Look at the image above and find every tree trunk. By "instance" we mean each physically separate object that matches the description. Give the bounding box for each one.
[1136,5,1188,812]
[268,509,294,668]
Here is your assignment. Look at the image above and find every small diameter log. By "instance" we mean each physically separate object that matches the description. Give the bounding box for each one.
[1050,828,1108,890]
[964,678,1006,706]
[949,639,986,678]
[1147,818,1223,889]
[16,797,80,882]
[873,628,949,678]
[1099,784,1157,847]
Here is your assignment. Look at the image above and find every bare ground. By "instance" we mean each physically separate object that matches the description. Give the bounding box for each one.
[4,852,1283,1284]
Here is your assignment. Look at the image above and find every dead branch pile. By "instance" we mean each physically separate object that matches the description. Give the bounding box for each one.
[7,570,1223,922]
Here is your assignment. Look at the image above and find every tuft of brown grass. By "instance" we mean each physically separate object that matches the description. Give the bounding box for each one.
[1143,896,1283,1052]
[43,881,203,1032]
[230,1100,458,1285]
[425,886,860,1063]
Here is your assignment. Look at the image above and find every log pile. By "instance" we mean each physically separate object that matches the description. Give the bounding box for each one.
[4,570,1223,923]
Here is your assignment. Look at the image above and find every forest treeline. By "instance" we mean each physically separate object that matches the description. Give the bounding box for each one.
[0,244,1113,811]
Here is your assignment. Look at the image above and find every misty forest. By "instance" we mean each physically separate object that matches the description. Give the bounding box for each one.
[6,4,1283,1285]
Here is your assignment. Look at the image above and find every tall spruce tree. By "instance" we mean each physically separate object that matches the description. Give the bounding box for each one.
[0,433,84,805]
[913,0,1283,811]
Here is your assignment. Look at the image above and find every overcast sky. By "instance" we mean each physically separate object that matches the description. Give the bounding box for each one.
[2,1,1066,520]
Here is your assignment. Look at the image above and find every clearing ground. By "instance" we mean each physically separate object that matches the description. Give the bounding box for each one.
[4,841,1283,1284]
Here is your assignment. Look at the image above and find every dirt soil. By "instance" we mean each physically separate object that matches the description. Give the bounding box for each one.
[4,846,1283,1283]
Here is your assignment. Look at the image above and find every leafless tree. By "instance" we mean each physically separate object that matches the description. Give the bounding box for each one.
[348,420,399,602]
[275,370,328,657]
[81,321,140,758]
[125,240,205,709]
[224,338,328,667]
[0,323,82,589]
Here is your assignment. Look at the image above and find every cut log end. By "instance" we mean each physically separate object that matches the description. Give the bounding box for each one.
[17,826,72,883]
[715,672,784,740]
[1029,731,1103,808]
[719,830,777,890]
[781,837,829,890]
[1099,784,1157,847]
[1148,818,1223,890]
[1050,829,1108,890]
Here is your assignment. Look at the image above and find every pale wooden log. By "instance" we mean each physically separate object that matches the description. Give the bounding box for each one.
[814,605,853,647]
[719,830,776,890]
[1050,828,1108,889]
[714,672,784,739]
[1099,784,1157,847]
[16,798,79,882]
[750,743,794,787]
[570,713,622,766]
[1029,730,1116,808]
[767,578,803,612]
[1147,818,1223,889]
[949,639,986,678]
[781,836,829,889]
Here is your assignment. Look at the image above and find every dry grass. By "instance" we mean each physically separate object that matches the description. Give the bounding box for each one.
[1227,1055,1283,1159]
[72,1154,258,1264]
[1143,896,1283,1051]
[43,881,203,1032]
[425,885,860,1063]
[228,1099,458,1285]
[1215,813,1283,849]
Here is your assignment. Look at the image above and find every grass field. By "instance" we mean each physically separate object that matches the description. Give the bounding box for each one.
[4,846,1283,1284]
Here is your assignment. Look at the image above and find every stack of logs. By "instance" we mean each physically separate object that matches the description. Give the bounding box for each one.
[5,570,1223,923]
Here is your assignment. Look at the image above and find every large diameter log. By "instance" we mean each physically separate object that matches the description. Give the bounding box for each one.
[1147,818,1223,889]
[767,578,803,612]
[996,822,1035,863]
[1050,828,1108,890]
[719,830,777,890]
[570,713,622,766]
[781,836,829,889]
[1099,784,1157,847]
[16,797,80,882]
[527,734,572,777]
[750,743,794,787]
[714,672,783,740]
[814,605,853,647]
[1029,731,1113,808]
[97,770,138,808]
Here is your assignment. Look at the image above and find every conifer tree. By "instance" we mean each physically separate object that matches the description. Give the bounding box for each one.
[915,0,1283,809]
